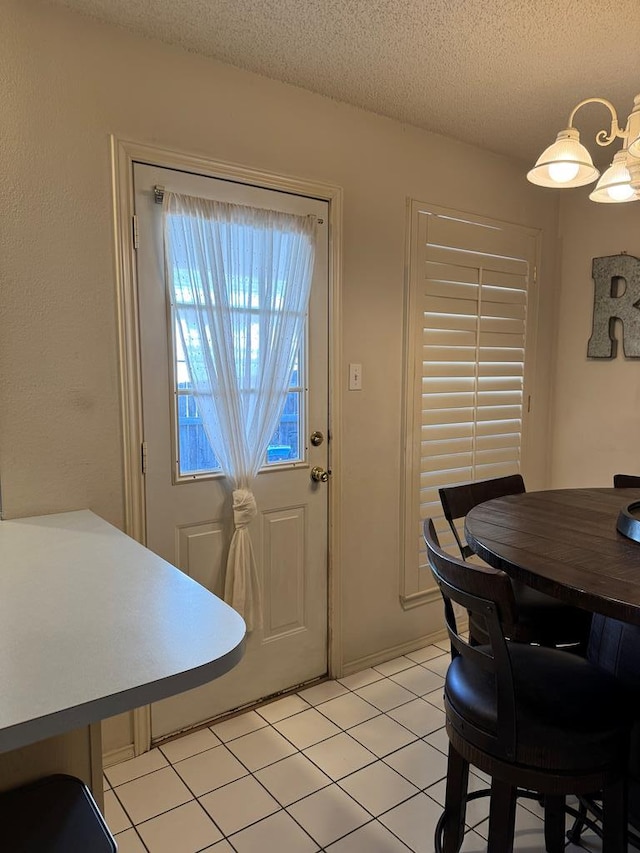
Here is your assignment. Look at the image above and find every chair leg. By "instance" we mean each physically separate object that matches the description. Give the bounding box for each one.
[441,742,469,853]
[487,778,516,853]
[544,795,565,853]
[602,776,627,853]
[565,796,589,845]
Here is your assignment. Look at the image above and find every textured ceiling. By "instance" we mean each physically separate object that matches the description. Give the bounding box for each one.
[47,0,640,168]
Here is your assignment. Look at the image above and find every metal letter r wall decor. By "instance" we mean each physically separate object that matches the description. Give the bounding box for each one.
[587,253,640,358]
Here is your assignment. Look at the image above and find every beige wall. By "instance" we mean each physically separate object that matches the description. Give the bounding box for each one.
[1,0,561,730]
[550,195,640,486]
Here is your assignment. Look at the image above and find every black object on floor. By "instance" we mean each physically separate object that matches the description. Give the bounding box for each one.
[0,774,117,852]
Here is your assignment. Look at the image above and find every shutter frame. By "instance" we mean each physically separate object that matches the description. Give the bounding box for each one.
[401,201,539,607]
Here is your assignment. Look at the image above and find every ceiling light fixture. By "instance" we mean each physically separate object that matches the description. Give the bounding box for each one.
[527,94,640,203]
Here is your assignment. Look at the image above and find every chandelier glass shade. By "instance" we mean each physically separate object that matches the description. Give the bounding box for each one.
[527,94,640,203]
[527,128,599,188]
[628,134,640,158]
[589,150,637,203]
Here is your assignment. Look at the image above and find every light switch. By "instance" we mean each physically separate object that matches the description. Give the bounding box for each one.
[349,363,362,390]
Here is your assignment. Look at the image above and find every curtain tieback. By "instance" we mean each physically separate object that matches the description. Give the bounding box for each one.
[232,488,258,529]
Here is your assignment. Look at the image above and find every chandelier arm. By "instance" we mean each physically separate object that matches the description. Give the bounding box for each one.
[567,97,626,147]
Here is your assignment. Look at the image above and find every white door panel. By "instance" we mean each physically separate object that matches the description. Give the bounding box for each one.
[133,163,329,738]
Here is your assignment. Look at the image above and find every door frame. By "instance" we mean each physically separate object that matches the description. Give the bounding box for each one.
[110,136,343,754]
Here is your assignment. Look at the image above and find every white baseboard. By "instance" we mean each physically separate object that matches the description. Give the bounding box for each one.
[340,628,449,677]
[102,744,135,767]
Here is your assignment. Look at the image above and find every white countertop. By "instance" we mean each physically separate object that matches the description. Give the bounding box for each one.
[0,510,245,753]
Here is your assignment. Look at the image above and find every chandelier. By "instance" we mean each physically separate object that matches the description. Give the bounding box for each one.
[527,94,640,203]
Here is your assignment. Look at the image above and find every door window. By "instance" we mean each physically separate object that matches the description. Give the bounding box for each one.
[175,337,305,478]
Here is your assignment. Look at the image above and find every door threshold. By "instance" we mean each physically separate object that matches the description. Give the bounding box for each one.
[152,673,331,748]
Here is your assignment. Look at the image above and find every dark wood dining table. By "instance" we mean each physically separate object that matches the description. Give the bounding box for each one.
[465,487,640,626]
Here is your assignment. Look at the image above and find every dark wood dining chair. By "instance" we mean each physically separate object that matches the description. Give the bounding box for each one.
[439,474,527,560]
[613,473,640,488]
[438,475,592,649]
[423,518,633,853]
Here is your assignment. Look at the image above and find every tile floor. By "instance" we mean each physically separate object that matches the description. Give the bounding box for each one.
[104,640,606,852]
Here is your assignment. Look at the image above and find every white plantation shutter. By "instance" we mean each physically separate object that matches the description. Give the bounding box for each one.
[402,202,538,604]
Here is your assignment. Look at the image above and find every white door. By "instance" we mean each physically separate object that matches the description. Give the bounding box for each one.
[133,163,329,739]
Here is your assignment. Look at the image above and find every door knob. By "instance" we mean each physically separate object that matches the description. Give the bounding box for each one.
[310,466,329,483]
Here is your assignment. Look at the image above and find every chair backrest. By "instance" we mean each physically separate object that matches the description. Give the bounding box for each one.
[423,518,519,758]
[614,474,640,488]
[438,474,526,559]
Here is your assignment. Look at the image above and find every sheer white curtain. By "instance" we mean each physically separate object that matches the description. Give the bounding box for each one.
[163,191,316,631]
